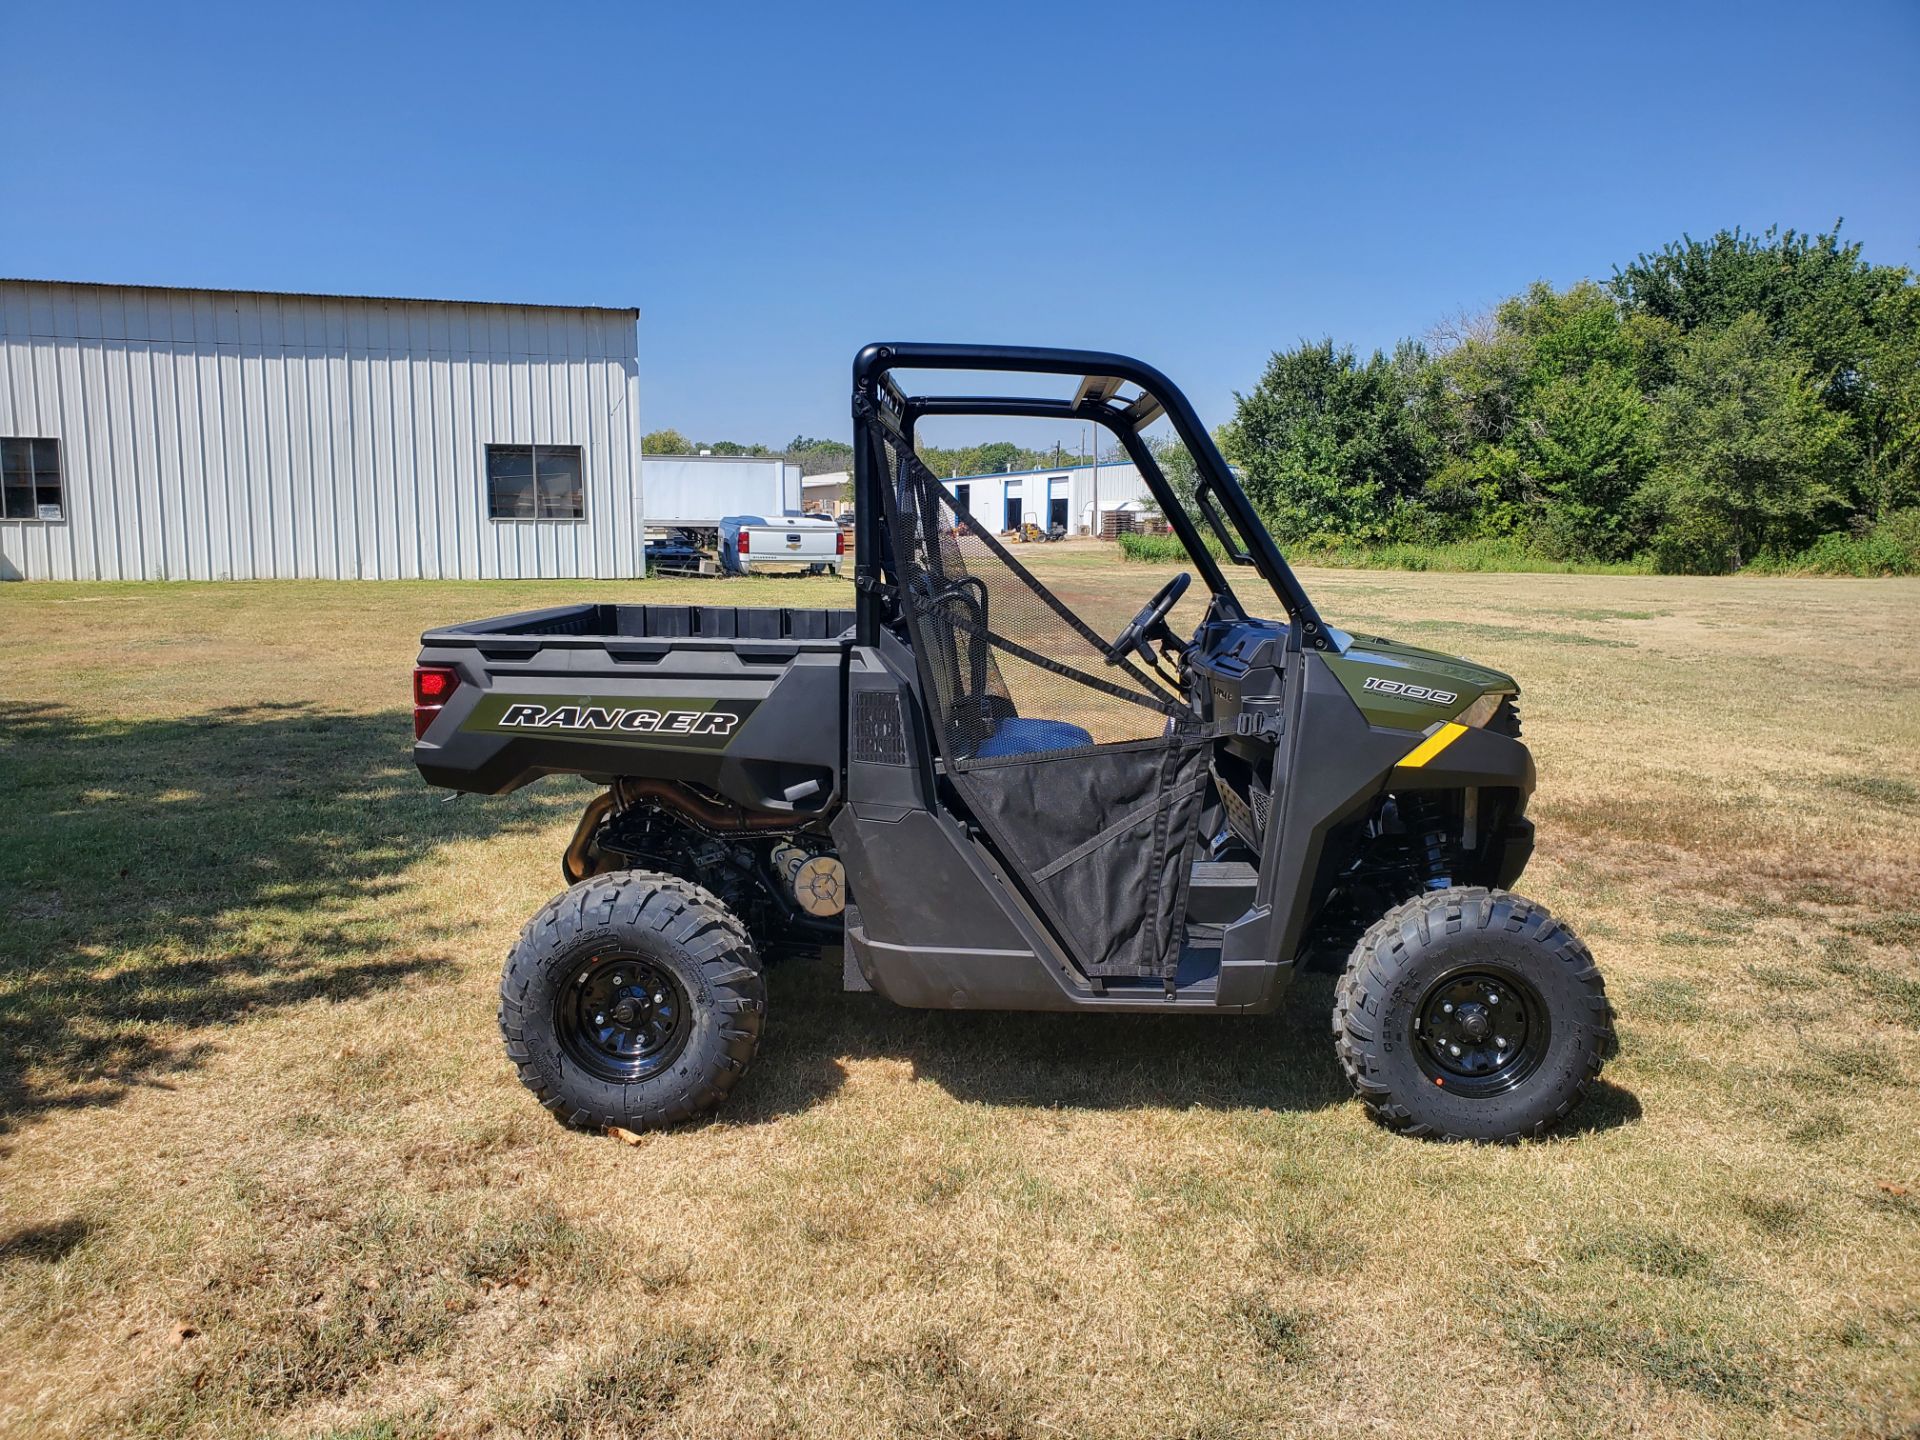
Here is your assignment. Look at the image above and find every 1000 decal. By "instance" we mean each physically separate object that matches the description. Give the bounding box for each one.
[1361,675,1459,706]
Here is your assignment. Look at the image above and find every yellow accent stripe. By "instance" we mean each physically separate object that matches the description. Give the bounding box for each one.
[1397,722,1468,769]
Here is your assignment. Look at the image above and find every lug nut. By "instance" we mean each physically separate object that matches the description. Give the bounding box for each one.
[1443,1003,1454,1014]
[595,1013,605,1025]
[1495,1037,1508,1049]
[654,993,664,1004]
[1449,1044,1462,1056]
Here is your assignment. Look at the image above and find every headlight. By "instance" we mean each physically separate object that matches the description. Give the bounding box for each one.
[1456,692,1507,729]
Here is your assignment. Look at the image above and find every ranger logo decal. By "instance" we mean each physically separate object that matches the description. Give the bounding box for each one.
[496,703,740,737]
[459,695,758,748]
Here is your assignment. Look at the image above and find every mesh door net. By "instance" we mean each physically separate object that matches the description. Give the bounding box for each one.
[872,429,1212,980]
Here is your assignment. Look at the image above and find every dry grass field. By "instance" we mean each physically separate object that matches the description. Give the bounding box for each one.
[2,553,1917,1439]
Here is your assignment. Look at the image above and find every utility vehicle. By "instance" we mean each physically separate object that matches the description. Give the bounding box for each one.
[413,344,1613,1142]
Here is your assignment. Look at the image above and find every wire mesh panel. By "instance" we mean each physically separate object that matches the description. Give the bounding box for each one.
[874,431,1178,762]
[870,426,1213,979]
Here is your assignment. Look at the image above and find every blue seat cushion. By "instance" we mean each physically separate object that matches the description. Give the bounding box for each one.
[974,716,1095,759]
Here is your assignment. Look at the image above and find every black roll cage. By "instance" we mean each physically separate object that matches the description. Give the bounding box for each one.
[850,342,1331,653]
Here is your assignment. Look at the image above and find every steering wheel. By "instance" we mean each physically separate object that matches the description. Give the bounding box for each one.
[1105,571,1191,667]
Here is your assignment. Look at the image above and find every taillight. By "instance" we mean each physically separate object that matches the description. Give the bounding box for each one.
[737,529,750,554]
[835,529,845,556]
[413,665,460,739]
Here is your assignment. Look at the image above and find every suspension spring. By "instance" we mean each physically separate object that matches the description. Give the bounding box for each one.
[1398,793,1454,890]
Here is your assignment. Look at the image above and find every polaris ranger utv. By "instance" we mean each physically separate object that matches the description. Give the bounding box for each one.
[413,344,1612,1142]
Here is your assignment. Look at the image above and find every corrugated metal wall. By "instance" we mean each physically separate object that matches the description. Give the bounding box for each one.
[0,280,642,580]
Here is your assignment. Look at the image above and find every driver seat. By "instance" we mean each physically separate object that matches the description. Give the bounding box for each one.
[975,716,1094,758]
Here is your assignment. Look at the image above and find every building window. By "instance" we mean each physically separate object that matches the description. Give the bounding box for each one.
[2,438,63,522]
[486,444,584,520]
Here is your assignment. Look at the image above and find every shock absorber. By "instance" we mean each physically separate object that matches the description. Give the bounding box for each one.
[1397,793,1454,890]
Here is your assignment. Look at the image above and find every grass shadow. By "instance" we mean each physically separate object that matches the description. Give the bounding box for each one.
[0,1216,91,1265]
[0,699,561,1133]
[1545,1078,1642,1138]
[736,959,1641,1135]
[731,958,1356,1119]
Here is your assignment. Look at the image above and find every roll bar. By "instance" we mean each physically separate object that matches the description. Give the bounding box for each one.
[850,342,1331,652]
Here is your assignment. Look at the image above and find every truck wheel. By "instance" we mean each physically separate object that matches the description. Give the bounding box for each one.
[500,871,764,1133]
[1333,888,1612,1142]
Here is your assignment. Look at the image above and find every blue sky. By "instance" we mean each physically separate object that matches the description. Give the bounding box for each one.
[4,1,1916,446]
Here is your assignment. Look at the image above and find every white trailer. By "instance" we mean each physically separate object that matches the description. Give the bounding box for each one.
[641,456,802,534]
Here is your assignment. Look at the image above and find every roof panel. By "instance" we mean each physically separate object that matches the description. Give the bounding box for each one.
[0,276,636,317]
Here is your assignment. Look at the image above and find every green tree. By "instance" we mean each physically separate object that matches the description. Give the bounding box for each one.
[1612,223,1916,520]
[1217,224,1914,569]
[965,441,1025,476]
[1860,283,1920,517]
[1425,283,1660,558]
[918,440,1018,478]
[642,428,694,455]
[1610,224,1898,397]
[1221,339,1433,543]
[779,439,856,480]
[1142,433,1202,519]
[784,436,856,475]
[1642,313,1856,572]
[1519,362,1656,558]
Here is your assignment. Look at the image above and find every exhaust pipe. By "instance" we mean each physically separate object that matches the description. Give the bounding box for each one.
[614,777,800,832]
[563,779,801,885]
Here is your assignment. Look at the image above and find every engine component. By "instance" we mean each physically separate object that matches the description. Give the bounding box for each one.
[770,841,847,917]
[588,792,844,944]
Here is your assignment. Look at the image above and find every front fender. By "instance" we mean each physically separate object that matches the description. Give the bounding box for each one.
[1386,721,1536,798]
[1219,660,1537,1007]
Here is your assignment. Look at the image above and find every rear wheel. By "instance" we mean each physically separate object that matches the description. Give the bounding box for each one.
[500,871,764,1132]
[1333,888,1611,1141]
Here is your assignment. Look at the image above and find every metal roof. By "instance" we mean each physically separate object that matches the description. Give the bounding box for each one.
[942,460,1116,483]
[0,276,638,316]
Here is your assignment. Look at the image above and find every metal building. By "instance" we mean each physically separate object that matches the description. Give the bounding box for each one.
[800,470,849,515]
[0,278,642,581]
[942,460,1154,535]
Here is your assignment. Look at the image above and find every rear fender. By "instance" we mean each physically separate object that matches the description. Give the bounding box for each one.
[413,646,840,810]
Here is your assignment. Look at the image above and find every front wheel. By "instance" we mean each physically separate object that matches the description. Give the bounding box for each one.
[500,871,764,1132]
[1334,888,1612,1142]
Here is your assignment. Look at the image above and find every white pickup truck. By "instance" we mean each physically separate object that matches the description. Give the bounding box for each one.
[717,514,844,576]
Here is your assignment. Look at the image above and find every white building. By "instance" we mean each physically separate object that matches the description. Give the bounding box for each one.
[800,470,848,515]
[0,278,642,581]
[941,460,1155,535]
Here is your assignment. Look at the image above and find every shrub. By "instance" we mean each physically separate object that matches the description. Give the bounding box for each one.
[1116,530,1653,575]
[1747,509,1920,576]
[1116,532,1196,564]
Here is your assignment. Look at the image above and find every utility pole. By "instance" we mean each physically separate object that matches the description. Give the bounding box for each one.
[1090,425,1099,541]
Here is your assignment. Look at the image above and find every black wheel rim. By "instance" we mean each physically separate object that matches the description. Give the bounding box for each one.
[1412,967,1549,1098]
[554,954,692,1084]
